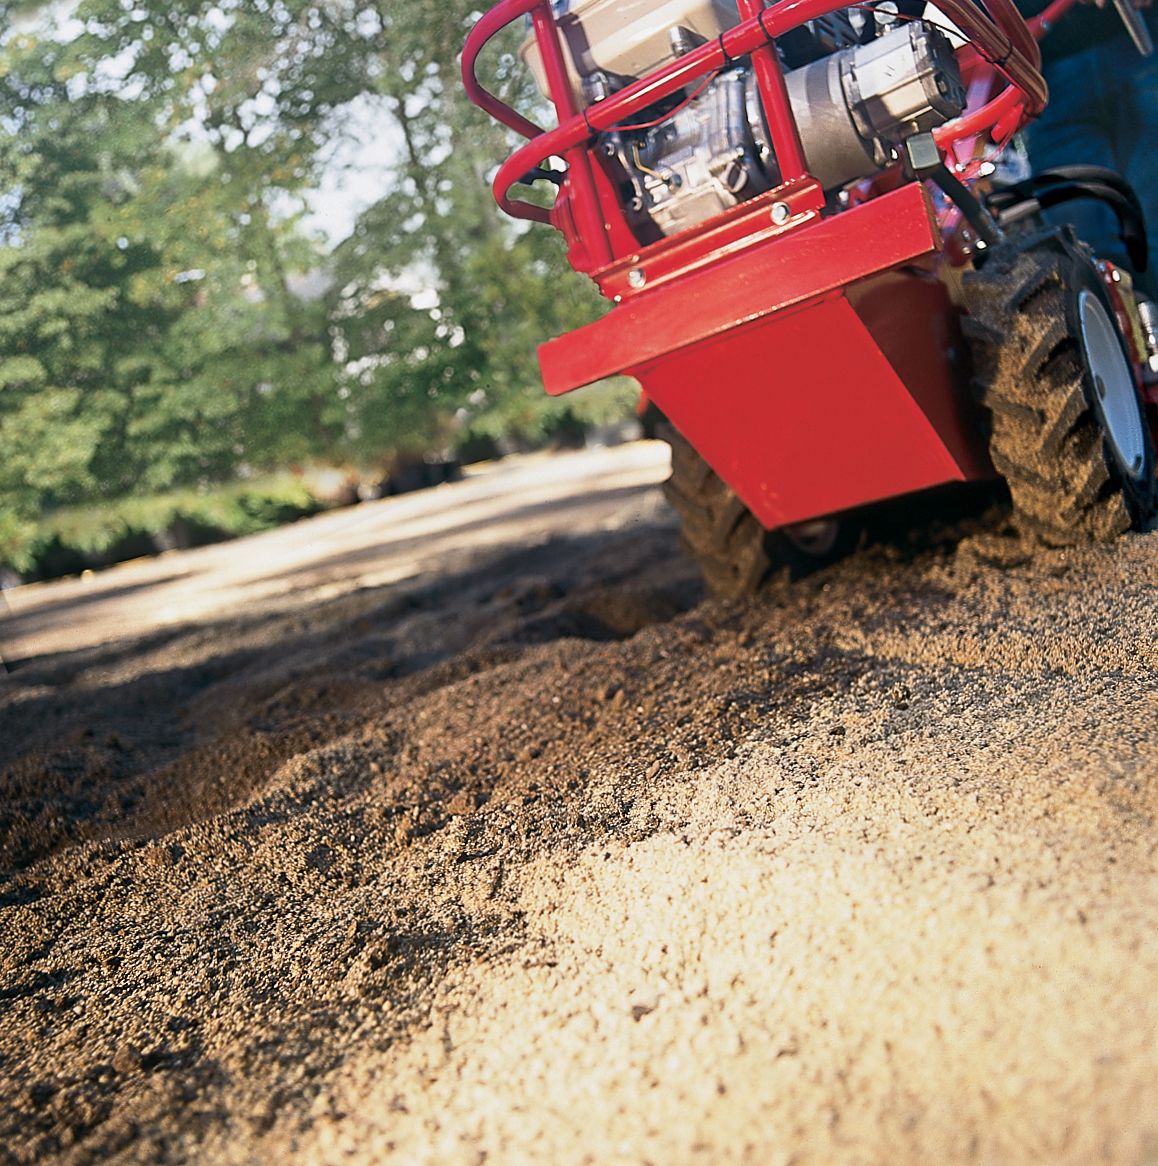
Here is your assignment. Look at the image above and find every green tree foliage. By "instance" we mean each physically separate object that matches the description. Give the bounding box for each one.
[0,32,179,517]
[0,0,624,558]
[65,0,349,470]
[327,1,610,445]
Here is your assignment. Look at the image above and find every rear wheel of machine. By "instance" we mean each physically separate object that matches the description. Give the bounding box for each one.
[962,232,1158,544]
[660,423,852,601]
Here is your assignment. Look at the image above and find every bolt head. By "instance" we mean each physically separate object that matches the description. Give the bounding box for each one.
[627,268,646,289]
[770,201,791,226]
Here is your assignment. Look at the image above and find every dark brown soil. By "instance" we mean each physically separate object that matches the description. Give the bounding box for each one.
[1,447,1155,1165]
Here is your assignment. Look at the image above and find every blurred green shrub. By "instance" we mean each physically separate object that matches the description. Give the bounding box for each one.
[3,475,324,581]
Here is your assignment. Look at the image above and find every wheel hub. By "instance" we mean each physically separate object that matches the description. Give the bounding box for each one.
[1078,289,1148,482]
[782,519,840,556]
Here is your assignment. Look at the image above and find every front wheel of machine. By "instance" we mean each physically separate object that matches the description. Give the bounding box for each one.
[661,423,771,602]
[660,423,854,602]
[962,232,1158,544]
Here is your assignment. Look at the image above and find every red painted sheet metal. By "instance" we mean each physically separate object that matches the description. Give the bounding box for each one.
[638,286,978,530]
[539,184,940,398]
[594,178,825,301]
[846,271,992,482]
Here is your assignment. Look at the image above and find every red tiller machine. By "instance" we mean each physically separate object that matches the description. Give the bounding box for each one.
[464,0,1158,597]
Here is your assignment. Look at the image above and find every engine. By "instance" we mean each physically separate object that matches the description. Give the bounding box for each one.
[522,1,967,238]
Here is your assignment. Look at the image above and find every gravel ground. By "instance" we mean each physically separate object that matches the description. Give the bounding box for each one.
[1,444,1155,1166]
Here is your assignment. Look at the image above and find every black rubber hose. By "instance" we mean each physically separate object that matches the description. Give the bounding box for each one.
[987,167,1149,272]
[930,163,1005,248]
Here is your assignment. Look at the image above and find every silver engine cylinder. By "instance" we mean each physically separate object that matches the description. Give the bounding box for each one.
[601,20,966,238]
[788,22,967,190]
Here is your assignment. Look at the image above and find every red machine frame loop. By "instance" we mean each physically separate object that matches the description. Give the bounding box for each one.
[462,0,1050,274]
[459,0,1133,538]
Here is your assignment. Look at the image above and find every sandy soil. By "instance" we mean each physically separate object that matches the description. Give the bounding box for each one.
[1,443,1155,1166]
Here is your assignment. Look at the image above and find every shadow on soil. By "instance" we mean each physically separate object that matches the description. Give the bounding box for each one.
[0,520,698,873]
[0,480,1007,877]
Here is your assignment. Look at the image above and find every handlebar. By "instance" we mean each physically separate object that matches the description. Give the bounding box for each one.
[1111,0,1154,55]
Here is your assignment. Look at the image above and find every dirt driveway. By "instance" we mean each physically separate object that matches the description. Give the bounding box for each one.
[1,443,1155,1165]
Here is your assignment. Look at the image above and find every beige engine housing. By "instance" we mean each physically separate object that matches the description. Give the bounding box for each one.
[520,0,741,102]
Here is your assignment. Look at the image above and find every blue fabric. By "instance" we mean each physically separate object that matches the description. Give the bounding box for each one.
[1017,0,1157,64]
[1023,38,1158,295]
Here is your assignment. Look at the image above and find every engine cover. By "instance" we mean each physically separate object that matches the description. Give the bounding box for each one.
[521,0,740,102]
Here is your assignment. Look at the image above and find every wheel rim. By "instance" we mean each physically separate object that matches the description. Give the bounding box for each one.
[782,519,840,556]
[1078,289,1148,482]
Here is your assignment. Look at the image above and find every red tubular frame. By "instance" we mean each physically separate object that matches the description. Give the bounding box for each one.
[462,0,1047,269]
[738,0,809,182]
[459,0,1078,532]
